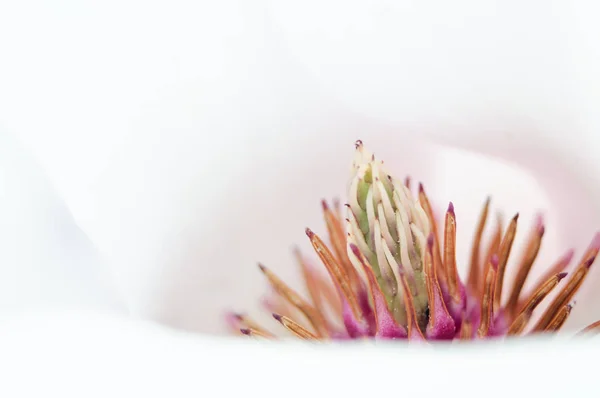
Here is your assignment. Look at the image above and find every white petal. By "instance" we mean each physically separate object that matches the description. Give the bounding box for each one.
[1,312,600,397]
[0,132,124,317]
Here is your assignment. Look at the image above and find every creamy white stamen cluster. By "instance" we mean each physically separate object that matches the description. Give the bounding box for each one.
[345,141,431,326]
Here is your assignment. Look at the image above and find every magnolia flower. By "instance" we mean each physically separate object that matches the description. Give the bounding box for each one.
[229,141,600,341]
[3,1,600,397]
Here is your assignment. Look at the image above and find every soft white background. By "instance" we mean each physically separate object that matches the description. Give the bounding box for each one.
[1,0,600,396]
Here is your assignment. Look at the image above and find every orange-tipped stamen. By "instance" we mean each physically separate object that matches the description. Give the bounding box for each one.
[507,272,567,335]
[233,313,276,338]
[444,202,460,302]
[332,197,343,222]
[534,247,598,332]
[322,200,362,290]
[582,233,600,264]
[258,264,329,337]
[507,309,533,336]
[544,304,572,332]
[314,274,343,317]
[272,313,319,340]
[518,249,574,311]
[294,248,342,322]
[493,213,519,312]
[306,228,362,320]
[295,248,328,318]
[578,320,600,335]
[240,328,275,339]
[505,217,544,316]
[468,198,491,293]
[485,214,503,264]
[419,183,444,280]
[477,254,498,338]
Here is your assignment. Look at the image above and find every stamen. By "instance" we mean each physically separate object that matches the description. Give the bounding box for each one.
[484,214,503,268]
[294,249,328,319]
[533,233,600,331]
[322,200,362,290]
[231,313,276,338]
[404,176,411,190]
[444,202,460,303]
[460,313,473,340]
[578,320,600,334]
[390,254,426,341]
[272,313,319,340]
[506,309,532,336]
[333,197,343,221]
[425,235,456,340]
[240,328,274,339]
[346,206,374,263]
[350,244,407,338]
[477,254,499,338]
[468,197,491,294]
[519,249,574,311]
[261,289,296,319]
[306,228,362,320]
[258,263,329,337]
[505,216,545,316]
[544,304,572,332]
[401,276,426,341]
[314,275,343,317]
[493,213,519,312]
[419,183,444,280]
[507,272,567,335]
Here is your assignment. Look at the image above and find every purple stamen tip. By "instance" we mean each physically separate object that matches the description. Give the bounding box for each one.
[448,202,455,214]
[305,228,315,238]
[557,272,568,281]
[538,224,546,235]
[418,182,425,193]
[321,199,329,210]
[272,313,283,322]
[585,257,595,269]
[240,328,251,335]
[535,213,545,233]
